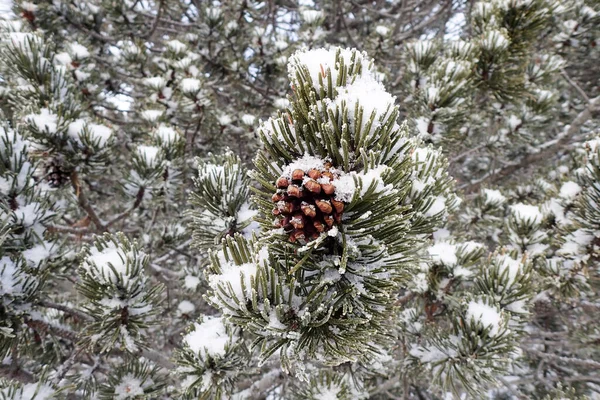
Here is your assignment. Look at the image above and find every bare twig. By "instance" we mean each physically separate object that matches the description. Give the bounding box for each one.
[462,96,600,193]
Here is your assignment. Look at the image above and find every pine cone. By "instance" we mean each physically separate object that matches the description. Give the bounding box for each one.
[43,158,71,188]
[272,163,345,244]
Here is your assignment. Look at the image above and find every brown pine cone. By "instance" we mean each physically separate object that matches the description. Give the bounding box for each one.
[271,163,346,244]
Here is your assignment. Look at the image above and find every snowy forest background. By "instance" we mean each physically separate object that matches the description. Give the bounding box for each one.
[0,0,599,399]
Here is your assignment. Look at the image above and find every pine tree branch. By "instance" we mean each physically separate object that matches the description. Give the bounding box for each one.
[25,317,79,342]
[0,364,34,383]
[462,96,600,193]
[104,187,145,230]
[526,349,600,369]
[70,171,106,232]
[144,0,164,39]
[37,300,94,322]
[561,68,590,102]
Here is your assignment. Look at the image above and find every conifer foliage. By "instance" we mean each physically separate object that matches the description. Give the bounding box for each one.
[0,0,599,399]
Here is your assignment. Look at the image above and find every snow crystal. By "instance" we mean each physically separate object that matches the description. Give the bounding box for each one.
[432,228,450,240]
[505,299,527,314]
[114,374,144,399]
[410,343,456,363]
[27,108,58,134]
[180,78,201,94]
[428,242,457,265]
[13,202,41,227]
[542,198,567,225]
[466,300,503,337]
[268,310,287,330]
[356,166,392,197]
[217,114,232,126]
[559,181,581,200]
[510,203,543,224]
[177,300,195,315]
[69,42,90,59]
[183,316,233,357]
[206,7,222,20]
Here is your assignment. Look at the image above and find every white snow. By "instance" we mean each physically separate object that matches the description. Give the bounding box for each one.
[183,316,233,357]
[141,109,163,122]
[281,154,326,179]
[7,382,56,400]
[87,124,112,147]
[331,73,395,137]
[466,300,503,337]
[482,189,506,205]
[274,97,290,109]
[241,114,256,126]
[166,40,187,53]
[114,374,145,399]
[27,108,58,134]
[510,203,543,225]
[22,243,52,267]
[137,145,160,167]
[177,300,195,315]
[424,195,447,217]
[208,261,257,301]
[288,47,372,94]
[559,181,581,200]
[69,42,90,59]
[428,242,457,265]
[375,25,390,36]
[497,256,522,287]
[184,275,200,290]
[301,9,323,24]
[154,125,178,144]
[0,257,21,296]
[83,242,135,285]
[481,29,509,51]
[144,76,166,89]
[180,78,201,94]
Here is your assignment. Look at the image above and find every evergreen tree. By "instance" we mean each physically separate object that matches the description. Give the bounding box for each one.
[0,0,598,399]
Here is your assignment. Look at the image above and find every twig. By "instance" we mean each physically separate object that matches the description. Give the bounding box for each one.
[526,349,600,369]
[38,300,94,322]
[71,171,105,231]
[561,68,590,102]
[462,96,600,193]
